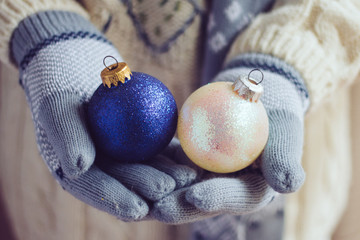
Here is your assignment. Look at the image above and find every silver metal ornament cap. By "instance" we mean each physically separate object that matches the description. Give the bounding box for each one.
[232,69,264,102]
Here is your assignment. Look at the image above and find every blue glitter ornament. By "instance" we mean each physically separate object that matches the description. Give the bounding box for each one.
[87,60,178,163]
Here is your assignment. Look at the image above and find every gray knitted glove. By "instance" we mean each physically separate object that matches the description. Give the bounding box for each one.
[152,53,309,224]
[11,11,196,221]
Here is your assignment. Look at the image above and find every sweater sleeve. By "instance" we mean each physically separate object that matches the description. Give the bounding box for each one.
[0,0,88,67]
[226,0,360,113]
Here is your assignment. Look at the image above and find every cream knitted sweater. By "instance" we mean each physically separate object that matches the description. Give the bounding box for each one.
[1,0,360,239]
[1,0,360,109]
[227,0,360,113]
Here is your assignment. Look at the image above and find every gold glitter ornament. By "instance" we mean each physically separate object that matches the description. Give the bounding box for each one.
[178,70,269,173]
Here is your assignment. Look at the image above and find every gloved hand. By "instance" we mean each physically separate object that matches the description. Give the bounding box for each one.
[11,10,196,221]
[152,53,309,224]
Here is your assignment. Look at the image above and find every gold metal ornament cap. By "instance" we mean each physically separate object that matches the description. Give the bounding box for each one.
[101,56,132,88]
[232,69,264,102]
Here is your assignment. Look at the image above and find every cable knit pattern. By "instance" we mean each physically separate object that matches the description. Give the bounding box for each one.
[226,0,360,113]
[0,0,88,66]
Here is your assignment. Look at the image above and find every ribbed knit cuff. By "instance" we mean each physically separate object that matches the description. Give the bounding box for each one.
[224,53,310,112]
[11,10,109,69]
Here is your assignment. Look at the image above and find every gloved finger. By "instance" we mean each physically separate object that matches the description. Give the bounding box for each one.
[151,187,218,224]
[190,196,285,240]
[60,165,148,221]
[148,155,197,189]
[261,109,305,193]
[38,92,95,178]
[97,159,176,201]
[185,174,276,214]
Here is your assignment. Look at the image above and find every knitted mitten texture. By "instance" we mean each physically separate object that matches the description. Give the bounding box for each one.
[11,10,196,221]
[152,139,276,224]
[219,53,309,193]
[190,196,285,240]
[152,53,309,224]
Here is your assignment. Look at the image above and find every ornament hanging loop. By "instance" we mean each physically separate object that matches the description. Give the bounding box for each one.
[101,58,132,88]
[248,69,264,85]
[103,55,119,71]
[232,69,264,102]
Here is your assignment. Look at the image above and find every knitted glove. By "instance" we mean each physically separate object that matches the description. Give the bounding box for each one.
[11,10,196,221]
[152,53,309,224]
[189,196,285,240]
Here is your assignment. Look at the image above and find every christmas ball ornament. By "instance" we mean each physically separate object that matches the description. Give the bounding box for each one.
[87,57,178,163]
[178,70,269,173]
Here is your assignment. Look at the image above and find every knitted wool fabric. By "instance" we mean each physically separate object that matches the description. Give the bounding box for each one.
[0,0,87,67]
[152,53,309,224]
[201,0,274,84]
[190,196,285,240]
[152,139,277,224]
[2,0,360,238]
[226,0,360,113]
[217,53,309,193]
[11,10,197,220]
